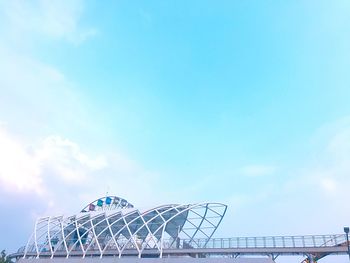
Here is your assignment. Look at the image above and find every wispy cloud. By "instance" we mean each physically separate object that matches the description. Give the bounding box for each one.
[305,117,350,195]
[0,0,96,44]
[0,124,160,251]
[240,164,277,177]
[319,178,337,194]
[0,127,106,194]
[218,118,350,238]
[38,135,108,184]
[0,43,91,139]
[0,125,160,214]
[0,0,149,221]
[0,127,42,194]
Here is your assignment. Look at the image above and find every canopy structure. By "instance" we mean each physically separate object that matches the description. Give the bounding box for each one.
[22,196,227,258]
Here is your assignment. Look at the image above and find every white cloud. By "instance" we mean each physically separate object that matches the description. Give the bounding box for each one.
[0,43,92,140]
[41,135,107,169]
[0,127,42,194]
[0,0,163,249]
[0,0,96,44]
[0,0,161,215]
[38,135,108,184]
[218,118,350,239]
[277,117,350,230]
[0,127,107,194]
[0,124,161,216]
[320,178,337,193]
[240,164,276,177]
[277,117,350,197]
[311,117,350,193]
[327,124,350,165]
[0,0,98,142]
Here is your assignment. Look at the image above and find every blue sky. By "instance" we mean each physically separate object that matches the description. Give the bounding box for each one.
[1,1,350,262]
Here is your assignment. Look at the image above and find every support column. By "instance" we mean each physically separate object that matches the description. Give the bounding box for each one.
[269,254,278,262]
[268,255,276,263]
[307,254,316,263]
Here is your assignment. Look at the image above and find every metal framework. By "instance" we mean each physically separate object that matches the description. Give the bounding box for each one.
[11,196,350,263]
[21,196,227,259]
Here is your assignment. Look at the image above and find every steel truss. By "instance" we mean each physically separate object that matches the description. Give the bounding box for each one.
[22,201,227,259]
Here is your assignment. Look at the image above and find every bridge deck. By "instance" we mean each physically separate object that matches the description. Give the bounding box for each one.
[10,234,349,259]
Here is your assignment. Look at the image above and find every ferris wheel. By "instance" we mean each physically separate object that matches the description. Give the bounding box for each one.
[80,196,134,212]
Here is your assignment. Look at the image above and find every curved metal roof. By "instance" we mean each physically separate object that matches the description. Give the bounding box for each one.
[23,196,227,258]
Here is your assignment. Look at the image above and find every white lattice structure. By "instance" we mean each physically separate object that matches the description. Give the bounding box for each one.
[22,196,227,259]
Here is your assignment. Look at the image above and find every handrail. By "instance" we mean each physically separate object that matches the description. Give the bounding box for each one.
[177,234,346,249]
[9,233,349,261]
[16,234,347,255]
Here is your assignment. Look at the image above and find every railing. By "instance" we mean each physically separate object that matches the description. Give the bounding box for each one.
[174,234,346,249]
[15,234,348,258]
